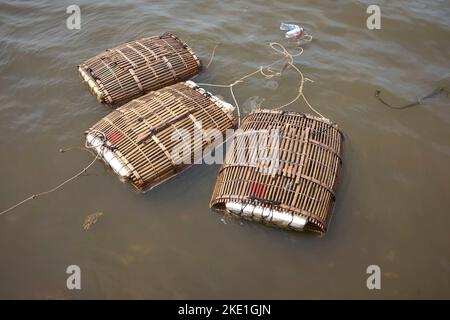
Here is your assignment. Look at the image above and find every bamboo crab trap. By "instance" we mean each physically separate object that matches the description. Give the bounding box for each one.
[85,81,236,192]
[78,32,201,107]
[210,109,343,233]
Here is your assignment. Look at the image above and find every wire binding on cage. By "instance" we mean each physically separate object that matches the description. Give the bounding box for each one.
[246,195,282,207]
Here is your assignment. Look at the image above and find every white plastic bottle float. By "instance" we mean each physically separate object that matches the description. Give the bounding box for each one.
[280,22,303,39]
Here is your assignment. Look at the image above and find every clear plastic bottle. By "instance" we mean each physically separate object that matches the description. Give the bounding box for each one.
[280,22,303,38]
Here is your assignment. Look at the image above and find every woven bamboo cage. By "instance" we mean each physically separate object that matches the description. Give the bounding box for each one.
[210,109,343,233]
[78,32,201,107]
[85,81,236,192]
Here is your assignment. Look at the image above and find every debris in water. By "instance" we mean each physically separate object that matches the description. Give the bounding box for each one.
[280,22,303,39]
[83,212,104,231]
[375,87,449,110]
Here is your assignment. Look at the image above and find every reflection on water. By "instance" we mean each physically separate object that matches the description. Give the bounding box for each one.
[0,0,449,299]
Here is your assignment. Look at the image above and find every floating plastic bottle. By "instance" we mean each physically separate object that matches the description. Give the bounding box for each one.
[280,22,303,38]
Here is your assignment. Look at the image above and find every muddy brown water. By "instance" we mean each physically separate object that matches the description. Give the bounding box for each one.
[0,0,449,299]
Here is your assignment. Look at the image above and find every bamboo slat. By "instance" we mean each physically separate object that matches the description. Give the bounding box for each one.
[85,81,236,192]
[210,109,343,234]
[78,32,202,107]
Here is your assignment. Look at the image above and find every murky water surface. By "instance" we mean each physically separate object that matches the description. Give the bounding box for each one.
[0,0,449,298]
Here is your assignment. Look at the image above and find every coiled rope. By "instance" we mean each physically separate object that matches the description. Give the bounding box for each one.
[197,41,325,126]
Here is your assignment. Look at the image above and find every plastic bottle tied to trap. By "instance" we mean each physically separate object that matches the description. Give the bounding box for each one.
[85,81,236,192]
[210,109,343,233]
[78,32,202,107]
[280,22,303,38]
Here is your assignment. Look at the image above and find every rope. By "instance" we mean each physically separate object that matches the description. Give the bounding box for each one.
[206,42,220,68]
[184,38,221,69]
[59,146,96,157]
[0,154,100,216]
[375,87,449,110]
[0,133,107,217]
[197,41,325,126]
